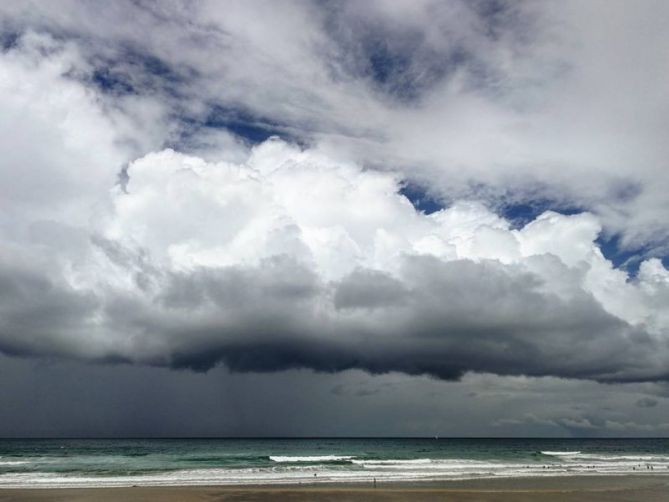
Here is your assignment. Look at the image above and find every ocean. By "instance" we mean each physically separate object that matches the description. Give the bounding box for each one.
[1,438,668,488]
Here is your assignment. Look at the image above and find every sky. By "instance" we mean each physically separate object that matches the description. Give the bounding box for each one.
[1,0,669,437]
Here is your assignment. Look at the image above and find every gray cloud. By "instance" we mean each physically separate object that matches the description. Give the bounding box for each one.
[333,268,408,310]
[636,397,658,408]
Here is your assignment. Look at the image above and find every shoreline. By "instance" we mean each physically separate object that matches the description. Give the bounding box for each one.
[2,470,669,489]
[2,471,669,489]
[1,476,669,501]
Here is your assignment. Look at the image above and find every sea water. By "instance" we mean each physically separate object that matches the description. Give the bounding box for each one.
[1,438,668,488]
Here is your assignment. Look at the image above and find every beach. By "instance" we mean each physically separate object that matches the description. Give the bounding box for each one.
[1,476,669,501]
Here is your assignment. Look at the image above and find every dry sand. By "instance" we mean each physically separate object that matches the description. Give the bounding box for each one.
[1,476,668,501]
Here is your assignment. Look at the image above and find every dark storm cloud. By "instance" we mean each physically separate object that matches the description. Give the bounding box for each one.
[113,252,667,381]
[0,258,98,359]
[333,268,408,310]
[3,354,668,438]
[636,397,658,408]
[1,235,665,384]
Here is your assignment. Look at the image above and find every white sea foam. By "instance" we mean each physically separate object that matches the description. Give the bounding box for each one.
[567,454,669,462]
[269,455,355,462]
[352,459,432,465]
[541,451,580,456]
[351,459,511,470]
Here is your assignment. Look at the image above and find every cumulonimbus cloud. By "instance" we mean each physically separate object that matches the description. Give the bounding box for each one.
[2,133,668,382]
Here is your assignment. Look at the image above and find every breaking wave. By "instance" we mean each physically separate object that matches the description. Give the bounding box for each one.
[269,455,355,463]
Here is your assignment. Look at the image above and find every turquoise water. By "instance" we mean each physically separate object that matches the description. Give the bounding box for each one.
[1,438,668,487]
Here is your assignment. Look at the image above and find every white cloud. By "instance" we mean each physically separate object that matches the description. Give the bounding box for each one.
[3,1,669,254]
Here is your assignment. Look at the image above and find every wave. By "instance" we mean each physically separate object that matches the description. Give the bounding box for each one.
[269,455,355,463]
[570,454,669,462]
[181,455,262,463]
[352,459,433,466]
[540,451,580,456]
[540,452,669,463]
[351,459,526,471]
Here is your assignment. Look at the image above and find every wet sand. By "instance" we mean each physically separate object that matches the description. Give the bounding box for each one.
[1,476,669,501]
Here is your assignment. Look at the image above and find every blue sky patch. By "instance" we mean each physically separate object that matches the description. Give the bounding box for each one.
[88,48,192,98]
[596,234,645,274]
[204,107,284,144]
[500,199,584,229]
[399,182,444,215]
[202,105,303,145]
[594,234,663,276]
[363,35,465,102]
[92,67,135,95]
[0,30,19,51]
